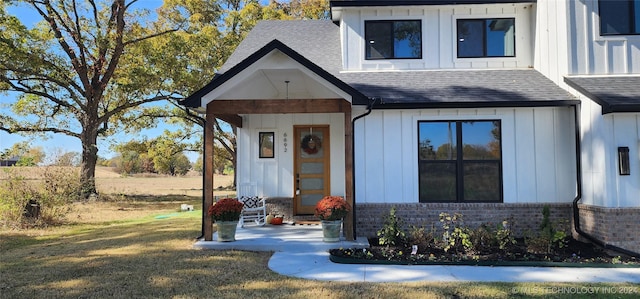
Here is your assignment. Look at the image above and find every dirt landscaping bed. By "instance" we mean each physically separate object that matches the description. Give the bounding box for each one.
[330,237,640,267]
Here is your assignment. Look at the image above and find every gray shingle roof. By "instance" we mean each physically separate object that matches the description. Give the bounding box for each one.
[565,76,640,114]
[187,19,576,108]
[221,20,341,74]
[339,69,574,106]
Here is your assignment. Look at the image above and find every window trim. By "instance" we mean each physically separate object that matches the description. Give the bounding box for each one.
[417,119,504,203]
[364,19,423,60]
[598,0,640,36]
[455,17,516,59]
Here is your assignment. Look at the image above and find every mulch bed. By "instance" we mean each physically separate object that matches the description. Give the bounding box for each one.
[329,237,640,267]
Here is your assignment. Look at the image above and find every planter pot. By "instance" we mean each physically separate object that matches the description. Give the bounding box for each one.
[321,220,342,242]
[216,220,239,242]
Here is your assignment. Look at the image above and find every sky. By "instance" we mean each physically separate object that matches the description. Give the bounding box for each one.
[0,0,200,162]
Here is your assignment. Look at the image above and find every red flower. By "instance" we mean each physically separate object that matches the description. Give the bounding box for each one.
[208,198,244,222]
[314,196,351,221]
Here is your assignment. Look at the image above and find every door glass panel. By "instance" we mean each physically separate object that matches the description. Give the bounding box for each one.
[301,162,324,174]
[301,194,323,206]
[300,178,323,190]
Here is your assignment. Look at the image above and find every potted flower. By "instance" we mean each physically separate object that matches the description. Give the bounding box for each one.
[208,197,244,242]
[315,196,351,242]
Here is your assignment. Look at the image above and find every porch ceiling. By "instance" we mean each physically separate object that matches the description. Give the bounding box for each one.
[211,68,347,101]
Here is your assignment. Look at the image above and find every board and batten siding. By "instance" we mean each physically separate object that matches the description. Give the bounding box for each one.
[564,0,640,75]
[236,113,345,198]
[575,92,640,208]
[339,3,534,71]
[353,107,577,204]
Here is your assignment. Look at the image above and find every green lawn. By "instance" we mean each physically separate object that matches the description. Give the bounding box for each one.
[1,198,638,298]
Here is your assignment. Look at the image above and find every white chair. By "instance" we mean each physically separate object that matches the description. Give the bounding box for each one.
[237,183,266,227]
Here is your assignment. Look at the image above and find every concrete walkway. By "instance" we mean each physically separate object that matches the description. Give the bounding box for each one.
[193,224,640,283]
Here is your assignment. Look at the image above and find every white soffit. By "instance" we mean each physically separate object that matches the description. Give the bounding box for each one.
[200,50,352,106]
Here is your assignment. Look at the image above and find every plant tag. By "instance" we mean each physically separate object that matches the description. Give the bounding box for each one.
[411,245,418,255]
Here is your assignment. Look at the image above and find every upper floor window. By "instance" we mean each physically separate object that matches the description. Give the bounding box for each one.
[457,18,515,58]
[365,20,422,59]
[418,120,502,203]
[599,0,640,35]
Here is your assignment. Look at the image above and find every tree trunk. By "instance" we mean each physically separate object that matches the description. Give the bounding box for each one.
[80,127,99,199]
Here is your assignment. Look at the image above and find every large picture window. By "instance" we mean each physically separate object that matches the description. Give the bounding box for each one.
[457,18,515,58]
[418,120,502,203]
[365,20,422,59]
[599,0,640,35]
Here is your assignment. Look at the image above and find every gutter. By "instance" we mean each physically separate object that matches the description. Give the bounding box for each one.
[350,97,379,238]
[570,103,640,258]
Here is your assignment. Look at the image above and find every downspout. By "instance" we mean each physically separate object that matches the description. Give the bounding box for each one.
[350,97,379,238]
[571,103,640,258]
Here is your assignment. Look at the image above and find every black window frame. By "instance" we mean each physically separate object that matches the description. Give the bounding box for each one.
[417,120,503,203]
[599,0,640,35]
[365,19,422,60]
[456,18,516,58]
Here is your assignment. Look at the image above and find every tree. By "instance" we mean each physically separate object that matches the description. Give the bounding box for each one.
[0,0,189,197]
[148,130,191,175]
[121,0,329,185]
[1,141,45,165]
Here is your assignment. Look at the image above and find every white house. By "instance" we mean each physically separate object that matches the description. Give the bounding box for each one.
[183,0,640,255]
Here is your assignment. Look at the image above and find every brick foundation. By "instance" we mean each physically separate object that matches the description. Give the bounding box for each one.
[577,204,640,254]
[265,197,294,222]
[355,202,573,238]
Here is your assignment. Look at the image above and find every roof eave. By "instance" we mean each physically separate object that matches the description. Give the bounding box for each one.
[330,0,536,8]
[564,76,626,115]
[369,99,580,110]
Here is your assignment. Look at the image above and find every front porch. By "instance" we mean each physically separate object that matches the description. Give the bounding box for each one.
[194,223,368,252]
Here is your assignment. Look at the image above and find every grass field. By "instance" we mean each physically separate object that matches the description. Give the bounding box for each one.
[94,167,234,197]
[1,167,639,298]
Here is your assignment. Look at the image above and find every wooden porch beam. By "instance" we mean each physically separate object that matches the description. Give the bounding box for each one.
[343,106,354,241]
[209,99,350,114]
[203,106,215,241]
[216,114,243,128]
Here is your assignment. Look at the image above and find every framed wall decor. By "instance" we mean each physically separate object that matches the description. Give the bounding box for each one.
[259,132,275,158]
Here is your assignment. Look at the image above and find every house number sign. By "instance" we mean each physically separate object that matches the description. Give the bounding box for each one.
[283,132,288,152]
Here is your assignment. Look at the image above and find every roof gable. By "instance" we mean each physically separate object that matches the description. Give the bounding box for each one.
[182,39,367,108]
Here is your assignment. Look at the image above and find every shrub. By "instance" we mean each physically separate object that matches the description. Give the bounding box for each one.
[408,225,435,254]
[377,206,406,247]
[526,205,568,255]
[496,219,517,252]
[0,167,81,228]
[439,212,473,254]
[470,224,497,254]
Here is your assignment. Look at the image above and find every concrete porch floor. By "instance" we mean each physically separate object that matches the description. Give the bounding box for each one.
[193,222,369,252]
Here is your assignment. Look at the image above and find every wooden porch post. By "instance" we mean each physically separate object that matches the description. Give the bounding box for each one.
[344,106,354,241]
[203,104,215,241]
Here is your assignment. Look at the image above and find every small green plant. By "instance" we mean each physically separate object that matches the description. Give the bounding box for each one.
[496,219,517,251]
[377,206,406,247]
[526,205,568,255]
[439,212,472,254]
[408,225,435,254]
[470,224,496,253]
